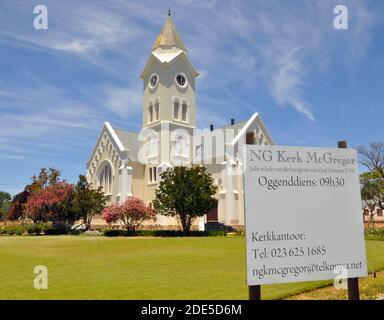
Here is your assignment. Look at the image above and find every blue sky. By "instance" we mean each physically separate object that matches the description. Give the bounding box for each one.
[0,0,383,195]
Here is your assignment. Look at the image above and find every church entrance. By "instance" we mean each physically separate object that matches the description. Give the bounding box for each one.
[206,199,218,222]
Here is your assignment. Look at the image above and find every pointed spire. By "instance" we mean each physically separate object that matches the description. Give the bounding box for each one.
[152,13,187,52]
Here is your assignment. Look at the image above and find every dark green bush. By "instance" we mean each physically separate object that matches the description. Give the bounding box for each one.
[43,224,69,235]
[103,229,125,237]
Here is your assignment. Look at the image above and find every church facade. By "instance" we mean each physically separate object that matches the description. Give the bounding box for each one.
[86,15,273,230]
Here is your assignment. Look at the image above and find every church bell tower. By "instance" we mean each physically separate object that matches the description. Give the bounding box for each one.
[140,13,199,130]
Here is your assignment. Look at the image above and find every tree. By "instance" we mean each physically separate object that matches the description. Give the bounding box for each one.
[7,187,31,221]
[153,166,217,234]
[0,191,12,221]
[7,167,61,221]
[23,181,78,227]
[360,172,384,227]
[358,142,384,181]
[30,167,61,193]
[102,197,156,231]
[73,175,110,230]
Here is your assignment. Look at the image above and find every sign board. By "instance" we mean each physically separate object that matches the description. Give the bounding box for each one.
[243,145,367,285]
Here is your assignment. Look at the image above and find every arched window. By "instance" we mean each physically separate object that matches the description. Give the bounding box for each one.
[154,100,160,121]
[173,100,180,120]
[148,103,153,123]
[181,102,188,122]
[98,163,113,194]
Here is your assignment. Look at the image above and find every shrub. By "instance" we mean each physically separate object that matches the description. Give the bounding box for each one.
[24,224,43,235]
[103,229,124,237]
[102,198,156,231]
[102,229,227,237]
[0,226,24,235]
[365,228,384,240]
[43,224,69,235]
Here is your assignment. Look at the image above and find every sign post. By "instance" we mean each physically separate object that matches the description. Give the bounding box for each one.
[338,140,360,300]
[243,144,367,297]
[248,285,261,300]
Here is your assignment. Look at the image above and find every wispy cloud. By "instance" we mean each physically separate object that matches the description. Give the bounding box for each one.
[269,47,315,121]
[103,86,142,118]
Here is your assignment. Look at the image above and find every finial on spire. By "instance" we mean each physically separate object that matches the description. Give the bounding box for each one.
[168,9,171,16]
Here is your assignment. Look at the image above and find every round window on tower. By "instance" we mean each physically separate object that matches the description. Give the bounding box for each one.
[149,74,159,89]
[175,74,187,88]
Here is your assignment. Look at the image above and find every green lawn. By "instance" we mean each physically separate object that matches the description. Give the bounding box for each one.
[0,236,383,299]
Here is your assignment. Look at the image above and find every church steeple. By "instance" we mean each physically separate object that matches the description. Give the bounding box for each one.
[152,14,187,52]
[141,13,198,131]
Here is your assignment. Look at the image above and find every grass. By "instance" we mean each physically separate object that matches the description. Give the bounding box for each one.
[0,236,383,300]
[287,270,384,300]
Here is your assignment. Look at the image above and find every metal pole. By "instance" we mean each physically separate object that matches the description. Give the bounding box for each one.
[338,140,360,300]
[249,285,261,300]
[247,136,261,300]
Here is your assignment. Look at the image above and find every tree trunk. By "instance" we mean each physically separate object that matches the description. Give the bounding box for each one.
[370,214,375,228]
[180,214,191,235]
[86,215,92,230]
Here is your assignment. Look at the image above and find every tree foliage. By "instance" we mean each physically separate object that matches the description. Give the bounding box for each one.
[7,167,61,221]
[102,197,156,231]
[153,166,217,234]
[30,167,61,193]
[73,175,110,229]
[23,181,78,227]
[358,142,384,180]
[7,187,31,221]
[360,172,384,226]
[0,191,12,220]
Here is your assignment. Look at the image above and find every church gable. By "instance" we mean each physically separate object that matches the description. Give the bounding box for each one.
[140,51,198,81]
[229,112,274,147]
[86,122,129,181]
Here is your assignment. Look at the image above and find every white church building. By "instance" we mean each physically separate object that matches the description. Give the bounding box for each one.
[87,14,273,230]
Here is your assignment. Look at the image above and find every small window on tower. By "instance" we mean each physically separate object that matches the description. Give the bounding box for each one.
[174,101,180,120]
[149,74,158,89]
[148,104,153,123]
[176,74,187,88]
[182,103,187,122]
[155,101,159,121]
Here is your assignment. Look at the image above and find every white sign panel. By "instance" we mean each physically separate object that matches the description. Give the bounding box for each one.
[244,145,367,285]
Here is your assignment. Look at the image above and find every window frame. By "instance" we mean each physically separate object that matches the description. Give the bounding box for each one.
[148,103,153,123]
[149,73,159,90]
[154,100,160,121]
[181,102,188,122]
[175,73,188,88]
[148,166,157,184]
[173,100,180,120]
[98,162,113,195]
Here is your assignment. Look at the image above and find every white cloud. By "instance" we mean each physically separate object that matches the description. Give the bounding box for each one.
[103,86,142,118]
[54,40,93,54]
[269,48,315,121]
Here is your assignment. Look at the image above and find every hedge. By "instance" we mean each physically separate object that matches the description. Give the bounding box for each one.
[365,228,384,240]
[0,224,68,236]
[103,229,227,237]
[0,225,228,237]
